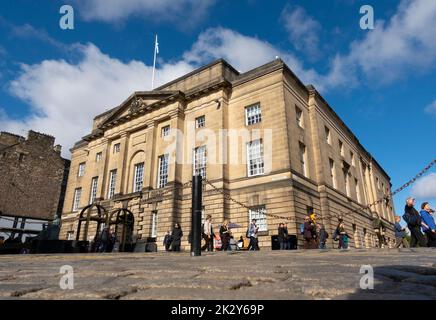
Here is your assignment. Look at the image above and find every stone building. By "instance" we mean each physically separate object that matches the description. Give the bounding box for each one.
[0,131,70,238]
[60,58,395,250]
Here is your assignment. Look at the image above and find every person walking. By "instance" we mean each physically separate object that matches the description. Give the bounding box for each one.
[99,227,110,253]
[403,198,427,247]
[372,213,387,248]
[219,219,231,251]
[171,223,183,252]
[201,215,214,252]
[318,224,329,249]
[420,202,436,247]
[336,218,349,249]
[394,215,409,248]
[277,223,286,250]
[247,219,260,251]
[303,216,316,249]
[163,230,172,251]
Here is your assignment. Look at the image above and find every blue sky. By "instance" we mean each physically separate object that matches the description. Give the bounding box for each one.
[0,0,435,214]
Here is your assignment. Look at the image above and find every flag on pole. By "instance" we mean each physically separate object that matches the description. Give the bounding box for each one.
[151,34,158,90]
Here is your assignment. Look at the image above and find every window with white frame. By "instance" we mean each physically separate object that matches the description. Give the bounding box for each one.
[245,103,262,126]
[246,139,264,177]
[133,162,144,192]
[157,154,169,188]
[96,152,102,162]
[113,143,121,154]
[72,188,82,211]
[108,169,117,199]
[248,206,267,232]
[193,146,207,178]
[296,106,303,128]
[89,177,99,204]
[151,211,158,238]
[195,115,205,129]
[161,125,170,138]
[299,142,308,177]
[329,158,337,189]
[78,162,86,177]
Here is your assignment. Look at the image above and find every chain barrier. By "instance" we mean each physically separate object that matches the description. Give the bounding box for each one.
[203,159,436,225]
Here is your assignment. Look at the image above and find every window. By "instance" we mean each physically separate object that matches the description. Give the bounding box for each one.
[299,142,308,177]
[246,139,264,177]
[78,162,86,177]
[245,103,262,126]
[72,188,82,211]
[248,206,267,232]
[161,125,170,137]
[329,158,337,189]
[113,143,121,154]
[133,163,144,192]
[151,211,158,238]
[108,169,117,199]
[325,126,331,144]
[339,140,344,156]
[343,169,350,197]
[355,178,361,203]
[193,146,207,178]
[157,154,169,188]
[195,116,205,129]
[296,106,303,128]
[96,152,102,162]
[89,177,98,204]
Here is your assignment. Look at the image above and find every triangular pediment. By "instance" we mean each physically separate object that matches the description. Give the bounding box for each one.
[99,90,180,127]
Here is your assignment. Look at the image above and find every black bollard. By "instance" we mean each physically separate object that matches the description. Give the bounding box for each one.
[191,175,202,256]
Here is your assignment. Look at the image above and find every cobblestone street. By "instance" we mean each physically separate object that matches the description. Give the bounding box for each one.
[1,248,435,300]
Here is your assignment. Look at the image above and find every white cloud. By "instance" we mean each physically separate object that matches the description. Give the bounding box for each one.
[411,173,436,199]
[280,5,322,60]
[0,27,324,158]
[1,43,192,157]
[323,0,436,89]
[425,100,436,116]
[184,27,323,89]
[71,0,215,27]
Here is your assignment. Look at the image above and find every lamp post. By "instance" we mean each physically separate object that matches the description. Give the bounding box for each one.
[191,175,202,256]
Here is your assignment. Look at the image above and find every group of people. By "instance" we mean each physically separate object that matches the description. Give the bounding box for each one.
[91,227,117,253]
[163,223,184,252]
[301,213,331,249]
[400,198,436,248]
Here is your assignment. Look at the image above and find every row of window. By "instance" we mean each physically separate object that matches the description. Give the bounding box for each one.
[329,158,362,203]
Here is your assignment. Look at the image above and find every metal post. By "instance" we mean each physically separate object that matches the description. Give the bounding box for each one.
[191,175,202,256]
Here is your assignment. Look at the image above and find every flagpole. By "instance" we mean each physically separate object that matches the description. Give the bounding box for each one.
[151,34,158,90]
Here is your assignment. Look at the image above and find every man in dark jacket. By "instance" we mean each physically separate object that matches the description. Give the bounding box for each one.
[163,231,172,251]
[278,223,289,250]
[394,215,409,248]
[318,224,329,249]
[372,213,387,248]
[403,198,427,247]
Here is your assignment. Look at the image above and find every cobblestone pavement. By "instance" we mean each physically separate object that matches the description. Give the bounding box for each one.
[0,248,435,300]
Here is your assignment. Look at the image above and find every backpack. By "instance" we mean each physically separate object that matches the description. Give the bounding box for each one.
[300,223,305,235]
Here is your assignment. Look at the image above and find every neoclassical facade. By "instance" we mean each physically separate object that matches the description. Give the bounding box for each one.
[60,59,395,250]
